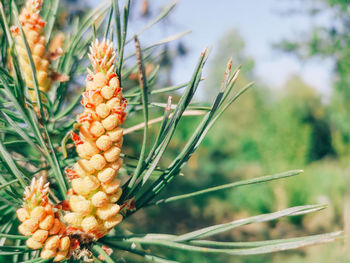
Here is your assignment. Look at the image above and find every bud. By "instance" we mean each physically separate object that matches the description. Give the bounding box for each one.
[40,249,55,259]
[104,214,123,229]
[16,208,30,222]
[32,229,48,243]
[108,158,123,172]
[63,212,83,228]
[90,121,105,137]
[22,218,39,233]
[18,223,33,236]
[53,249,68,262]
[90,154,107,170]
[109,77,120,90]
[79,159,95,174]
[81,215,99,232]
[30,206,46,221]
[102,179,121,195]
[69,195,93,215]
[96,135,112,151]
[44,235,60,250]
[91,191,109,207]
[17,176,72,261]
[49,219,62,235]
[96,103,111,119]
[71,178,90,196]
[26,237,43,249]
[82,141,100,157]
[102,114,119,131]
[101,85,114,99]
[39,214,54,230]
[97,167,116,183]
[96,204,120,220]
[106,128,123,142]
[103,146,121,163]
[109,188,123,203]
[83,176,100,192]
[59,236,71,251]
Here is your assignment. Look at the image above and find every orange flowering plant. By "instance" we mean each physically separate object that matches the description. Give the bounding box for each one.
[0,0,341,262]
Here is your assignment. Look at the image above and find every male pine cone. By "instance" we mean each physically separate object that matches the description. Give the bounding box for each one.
[17,177,71,261]
[64,38,126,239]
[15,39,126,260]
[11,0,64,101]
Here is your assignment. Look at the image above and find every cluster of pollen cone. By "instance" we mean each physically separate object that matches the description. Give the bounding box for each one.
[10,0,64,101]
[17,178,71,261]
[64,38,125,239]
[13,0,127,261]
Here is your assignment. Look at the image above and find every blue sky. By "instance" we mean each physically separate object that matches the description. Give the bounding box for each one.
[167,0,333,94]
[88,0,334,95]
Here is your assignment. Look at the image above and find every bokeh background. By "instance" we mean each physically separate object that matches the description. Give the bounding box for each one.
[65,0,348,262]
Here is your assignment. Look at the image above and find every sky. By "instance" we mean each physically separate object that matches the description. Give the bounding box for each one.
[87,0,334,96]
[166,0,333,95]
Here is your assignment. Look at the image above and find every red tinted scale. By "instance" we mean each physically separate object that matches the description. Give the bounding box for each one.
[78,112,93,123]
[71,132,83,145]
[55,200,70,211]
[64,168,79,180]
[81,90,101,109]
[112,98,127,123]
[108,72,117,80]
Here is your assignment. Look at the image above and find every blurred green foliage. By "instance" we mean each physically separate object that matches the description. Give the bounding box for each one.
[276,0,350,156]
[123,27,346,262]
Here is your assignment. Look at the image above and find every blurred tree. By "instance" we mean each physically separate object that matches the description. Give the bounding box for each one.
[276,75,334,163]
[276,0,350,156]
[276,3,349,260]
[200,29,336,222]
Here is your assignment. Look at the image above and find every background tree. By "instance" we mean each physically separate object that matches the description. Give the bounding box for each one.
[276,0,350,155]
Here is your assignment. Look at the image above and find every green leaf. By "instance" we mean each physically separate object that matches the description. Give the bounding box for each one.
[19,257,48,263]
[92,244,114,263]
[149,170,303,206]
[113,0,121,50]
[124,81,190,98]
[130,48,209,208]
[102,241,180,263]
[104,231,341,256]
[189,231,342,249]
[104,4,114,39]
[0,233,28,240]
[1,112,41,153]
[127,36,149,192]
[0,140,26,188]
[173,204,327,241]
[53,86,84,121]
[0,245,29,255]
[44,0,59,41]
[0,179,20,191]
[116,0,130,78]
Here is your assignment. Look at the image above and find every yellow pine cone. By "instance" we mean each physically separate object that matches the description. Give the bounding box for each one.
[64,39,125,239]
[16,177,71,261]
[10,0,67,101]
